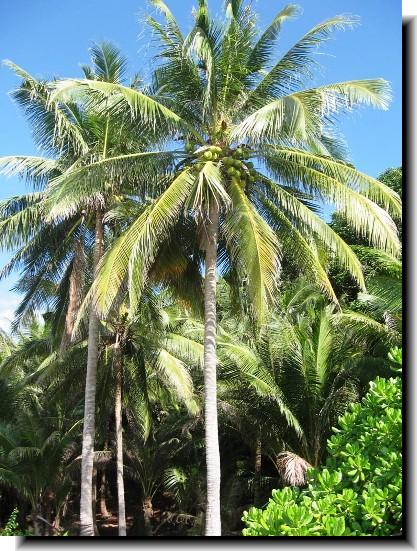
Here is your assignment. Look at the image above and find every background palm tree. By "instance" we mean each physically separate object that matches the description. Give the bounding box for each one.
[38,42,171,535]
[217,279,398,466]
[0,320,82,535]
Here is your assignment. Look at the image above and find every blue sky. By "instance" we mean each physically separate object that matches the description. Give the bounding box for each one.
[0,0,402,329]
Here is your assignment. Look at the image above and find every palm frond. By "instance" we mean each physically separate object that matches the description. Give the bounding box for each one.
[50,79,204,142]
[259,196,337,302]
[247,5,300,74]
[234,80,391,143]
[339,309,400,342]
[258,182,365,288]
[218,334,303,436]
[45,151,177,219]
[187,160,230,214]
[224,0,244,19]
[351,246,402,278]
[223,178,281,319]
[149,0,184,42]
[267,169,399,258]
[0,192,44,250]
[275,451,312,486]
[183,25,216,118]
[163,333,204,367]
[0,156,59,189]
[4,60,89,155]
[264,146,401,217]
[93,168,195,315]
[155,349,198,414]
[246,14,359,104]
[87,42,128,83]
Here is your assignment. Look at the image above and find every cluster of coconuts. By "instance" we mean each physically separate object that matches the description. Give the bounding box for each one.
[186,142,257,185]
[222,150,257,185]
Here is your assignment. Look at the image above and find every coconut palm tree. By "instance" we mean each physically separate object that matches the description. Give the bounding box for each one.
[107,291,202,535]
[47,0,401,534]
[0,407,81,536]
[0,66,89,339]
[1,41,170,534]
[217,279,399,469]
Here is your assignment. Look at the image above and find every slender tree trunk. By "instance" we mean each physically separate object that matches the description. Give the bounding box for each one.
[114,331,127,536]
[31,504,42,536]
[92,467,99,536]
[62,492,69,520]
[54,492,69,532]
[53,501,63,533]
[254,438,262,507]
[99,468,111,518]
[44,489,54,536]
[60,239,85,354]
[203,201,221,536]
[80,212,104,536]
[142,497,153,536]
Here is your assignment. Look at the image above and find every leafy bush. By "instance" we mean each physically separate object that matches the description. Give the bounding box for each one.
[242,371,402,536]
[0,508,31,536]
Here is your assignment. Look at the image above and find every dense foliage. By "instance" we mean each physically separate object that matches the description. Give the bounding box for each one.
[242,353,402,536]
[0,509,31,536]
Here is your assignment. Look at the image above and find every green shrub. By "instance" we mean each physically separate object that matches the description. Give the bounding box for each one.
[0,508,31,536]
[242,372,402,536]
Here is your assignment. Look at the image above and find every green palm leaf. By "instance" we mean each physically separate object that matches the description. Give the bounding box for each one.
[259,197,337,302]
[155,349,199,414]
[0,156,59,189]
[265,146,401,217]
[93,168,196,315]
[247,4,300,74]
[224,178,281,319]
[234,80,391,143]
[246,14,359,105]
[218,335,303,437]
[258,182,365,288]
[50,79,204,142]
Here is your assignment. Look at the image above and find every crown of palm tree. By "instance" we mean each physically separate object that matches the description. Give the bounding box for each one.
[44,0,400,321]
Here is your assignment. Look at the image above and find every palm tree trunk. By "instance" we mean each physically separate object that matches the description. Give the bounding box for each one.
[31,502,42,536]
[53,491,69,533]
[60,239,85,354]
[92,466,99,536]
[99,468,111,518]
[44,488,54,536]
[253,438,262,507]
[80,212,104,536]
[203,201,221,536]
[142,497,153,536]
[114,331,127,536]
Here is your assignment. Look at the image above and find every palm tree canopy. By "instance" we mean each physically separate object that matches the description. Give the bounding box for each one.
[43,0,401,323]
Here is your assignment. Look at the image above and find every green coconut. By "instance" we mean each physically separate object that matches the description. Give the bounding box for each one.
[203,150,213,160]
